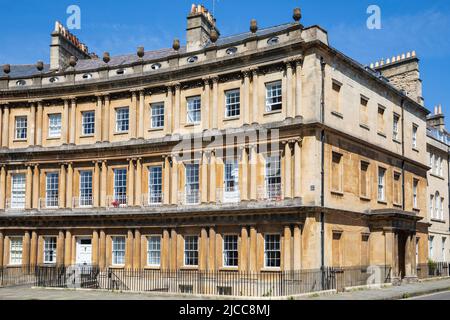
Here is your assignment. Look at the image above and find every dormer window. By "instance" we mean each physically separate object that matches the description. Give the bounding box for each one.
[151,63,162,70]
[82,73,92,79]
[16,80,26,86]
[116,69,125,75]
[267,37,279,45]
[187,56,198,64]
[225,47,238,55]
[49,77,59,83]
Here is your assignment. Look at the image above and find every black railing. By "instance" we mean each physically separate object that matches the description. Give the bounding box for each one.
[0,265,392,296]
[417,262,450,279]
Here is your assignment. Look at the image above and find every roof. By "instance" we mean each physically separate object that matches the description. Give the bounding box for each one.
[2,23,297,77]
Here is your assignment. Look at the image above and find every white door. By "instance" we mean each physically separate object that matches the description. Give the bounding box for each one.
[76,238,92,265]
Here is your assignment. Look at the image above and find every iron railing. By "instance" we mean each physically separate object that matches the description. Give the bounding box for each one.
[0,265,37,287]
[417,262,450,279]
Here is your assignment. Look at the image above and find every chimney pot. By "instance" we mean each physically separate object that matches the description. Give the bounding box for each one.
[36,61,44,71]
[103,52,111,64]
[137,46,145,58]
[3,64,10,75]
[250,19,258,33]
[173,38,180,51]
[293,8,302,22]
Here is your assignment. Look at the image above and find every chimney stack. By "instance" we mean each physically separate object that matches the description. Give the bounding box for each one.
[427,104,446,132]
[50,21,93,71]
[186,4,220,52]
[371,51,424,106]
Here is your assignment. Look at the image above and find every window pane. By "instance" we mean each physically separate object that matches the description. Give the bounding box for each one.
[48,114,62,137]
[187,97,201,124]
[10,237,23,265]
[184,236,198,266]
[265,81,282,112]
[265,155,281,199]
[147,236,161,266]
[223,235,238,267]
[151,103,165,128]
[264,234,281,267]
[82,111,95,135]
[11,174,26,209]
[148,166,162,204]
[80,171,93,206]
[116,108,129,132]
[114,169,127,204]
[15,116,27,140]
[112,236,126,265]
[225,90,240,118]
[185,164,200,204]
[46,173,59,208]
[43,237,57,264]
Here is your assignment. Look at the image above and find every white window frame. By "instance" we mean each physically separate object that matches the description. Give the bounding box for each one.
[430,194,435,219]
[442,237,447,261]
[413,179,418,209]
[223,160,239,202]
[393,114,399,140]
[11,173,26,209]
[79,170,93,207]
[412,124,418,149]
[45,172,59,208]
[15,116,27,140]
[265,155,282,199]
[43,236,57,264]
[429,236,434,260]
[9,237,23,266]
[435,192,441,220]
[111,236,126,266]
[81,111,95,136]
[48,113,62,138]
[377,167,386,202]
[265,81,282,112]
[185,163,200,205]
[184,235,199,267]
[151,103,165,129]
[264,234,281,268]
[223,234,238,268]
[147,235,161,267]
[186,96,201,124]
[224,89,241,118]
[115,107,129,133]
[113,168,127,205]
[148,166,163,204]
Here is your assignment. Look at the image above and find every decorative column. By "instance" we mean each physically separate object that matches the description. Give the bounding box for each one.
[29,102,36,146]
[252,69,259,124]
[284,226,292,271]
[284,141,293,199]
[99,229,106,269]
[36,101,43,146]
[163,156,171,205]
[0,105,3,147]
[130,91,137,139]
[102,95,110,142]
[69,98,76,144]
[92,230,99,266]
[126,229,134,269]
[211,76,219,129]
[174,84,181,133]
[128,158,135,206]
[2,105,9,148]
[93,161,100,207]
[293,224,301,270]
[249,226,257,272]
[57,230,65,266]
[32,164,40,209]
[294,139,302,198]
[199,227,208,271]
[64,230,72,266]
[62,99,69,144]
[95,95,103,142]
[295,57,303,117]
[100,161,107,207]
[208,227,216,271]
[0,165,6,210]
[201,152,208,204]
[135,158,142,206]
[59,163,66,208]
[25,165,33,210]
[170,229,177,270]
[161,229,170,270]
[209,151,216,203]
[30,231,38,266]
[286,61,294,118]
[23,231,31,266]
[66,162,73,208]
[240,146,248,201]
[165,86,173,133]
[138,90,145,139]
[249,145,257,201]
[243,70,251,125]
[239,227,249,272]
[202,78,210,130]
[0,231,4,267]
[133,229,141,269]
[171,156,179,204]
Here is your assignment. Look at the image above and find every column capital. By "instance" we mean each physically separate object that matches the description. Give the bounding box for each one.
[242,69,252,78]
[211,75,219,84]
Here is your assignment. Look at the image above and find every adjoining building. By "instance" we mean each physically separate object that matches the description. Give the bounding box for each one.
[0,5,434,285]
[426,105,450,264]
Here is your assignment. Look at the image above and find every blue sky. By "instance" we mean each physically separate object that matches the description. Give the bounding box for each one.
[1,0,449,126]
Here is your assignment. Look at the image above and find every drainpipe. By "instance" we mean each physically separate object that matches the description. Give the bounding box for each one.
[320,56,326,270]
[400,98,406,211]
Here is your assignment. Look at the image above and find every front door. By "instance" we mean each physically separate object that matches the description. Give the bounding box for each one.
[76,238,92,265]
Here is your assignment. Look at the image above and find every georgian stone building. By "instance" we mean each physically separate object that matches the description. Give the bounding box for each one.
[426,105,450,262]
[0,5,431,282]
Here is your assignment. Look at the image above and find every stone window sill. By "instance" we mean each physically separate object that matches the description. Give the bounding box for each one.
[430,173,444,180]
[261,268,281,273]
[46,136,61,141]
[13,139,27,143]
[377,131,387,138]
[109,265,125,269]
[331,111,343,119]
[219,267,239,272]
[180,266,199,271]
[431,218,446,224]
[360,195,371,201]
[377,200,387,205]
[223,116,240,122]
[144,266,161,270]
[80,134,94,138]
[263,109,283,116]
[331,190,344,196]
[114,131,128,136]
[393,203,402,208]
[148,127,164,132]
[184,123,201,128]
[412,147,419,153]
[359,124,370,131]
[393,139,402,145]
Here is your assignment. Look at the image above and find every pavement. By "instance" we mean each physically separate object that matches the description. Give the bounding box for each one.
[1,278,450,300]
